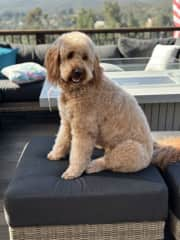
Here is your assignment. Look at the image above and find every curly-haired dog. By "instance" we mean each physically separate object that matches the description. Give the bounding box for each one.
[45,31,180,180]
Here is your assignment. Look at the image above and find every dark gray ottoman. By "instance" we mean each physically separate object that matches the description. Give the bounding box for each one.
[164,163,180,240]
[4,137,168,240]
[152,131,180,240]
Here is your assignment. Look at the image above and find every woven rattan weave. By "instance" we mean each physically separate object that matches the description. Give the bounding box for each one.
[9,221,165,240]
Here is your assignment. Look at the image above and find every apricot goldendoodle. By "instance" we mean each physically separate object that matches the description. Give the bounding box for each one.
[45,31,180,180]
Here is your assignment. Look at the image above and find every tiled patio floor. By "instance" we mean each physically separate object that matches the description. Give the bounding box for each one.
[0,113,58,239]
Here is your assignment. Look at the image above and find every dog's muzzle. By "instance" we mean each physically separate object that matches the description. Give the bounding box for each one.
[70,68,85,83]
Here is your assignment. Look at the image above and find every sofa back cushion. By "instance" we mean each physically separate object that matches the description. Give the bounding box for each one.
[0,43,123,65]
[95,45,123,59]
[0,43,51,66]
[118,37,176,58]
[11,43,51,65]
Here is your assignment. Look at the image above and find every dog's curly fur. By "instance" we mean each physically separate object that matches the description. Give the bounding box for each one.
[45,31,180,180]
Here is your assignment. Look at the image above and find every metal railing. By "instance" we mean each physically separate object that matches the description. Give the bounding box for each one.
[0,27,180,45]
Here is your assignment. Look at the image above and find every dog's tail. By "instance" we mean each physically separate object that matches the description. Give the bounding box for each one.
[152,137,180,169]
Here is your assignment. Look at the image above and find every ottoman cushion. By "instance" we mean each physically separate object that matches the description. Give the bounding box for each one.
[2,81,43,102]
[4,137,168,227]
[164,163,180,219]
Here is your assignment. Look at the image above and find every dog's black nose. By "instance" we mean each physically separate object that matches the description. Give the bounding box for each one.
[72,68,83,79]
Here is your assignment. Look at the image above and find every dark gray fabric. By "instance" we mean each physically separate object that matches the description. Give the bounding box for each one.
[0,43,11,49]
[164,163,180,219]
[95,45,123,59]
[4,136,168,227]
[118,37,176,58]
[1,81,43,102]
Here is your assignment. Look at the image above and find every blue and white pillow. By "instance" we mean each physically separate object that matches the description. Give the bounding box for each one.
[1,62,47,84]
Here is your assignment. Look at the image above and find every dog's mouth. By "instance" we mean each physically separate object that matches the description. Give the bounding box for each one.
[61,76,82,84]
[69,68,85,84]
[71,77,81,83]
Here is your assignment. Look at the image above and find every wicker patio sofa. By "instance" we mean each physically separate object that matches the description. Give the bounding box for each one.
[3,136,168,240]
[0,36,178,104]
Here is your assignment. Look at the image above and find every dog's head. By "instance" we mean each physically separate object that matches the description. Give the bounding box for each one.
[45,31,102,90]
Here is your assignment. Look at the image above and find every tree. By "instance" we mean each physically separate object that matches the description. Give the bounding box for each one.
[127,12,140,27]
[24,7,49,29]
[103,1,121,28]
[76,8,96,28]
[153,13,172,27]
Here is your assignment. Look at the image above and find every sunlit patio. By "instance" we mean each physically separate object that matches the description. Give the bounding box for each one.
[0,26,180,240]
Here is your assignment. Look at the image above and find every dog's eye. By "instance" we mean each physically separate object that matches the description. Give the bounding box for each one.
[67,51,74,59]
[82,54,88,61]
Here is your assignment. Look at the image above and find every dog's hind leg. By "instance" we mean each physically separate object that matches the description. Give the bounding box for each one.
[86,157,106,174]
[105,140,151,173]
[87,140,151,174]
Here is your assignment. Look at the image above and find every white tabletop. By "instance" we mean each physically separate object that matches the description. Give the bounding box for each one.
[40,69,180,108]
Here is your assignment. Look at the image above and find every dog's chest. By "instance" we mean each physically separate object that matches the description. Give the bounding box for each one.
[62,106,74,121]
[59,99,73,121]
[61,97,89,122]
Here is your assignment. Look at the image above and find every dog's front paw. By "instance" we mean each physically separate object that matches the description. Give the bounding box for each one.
[47,150,62,161]
[61,167,83,180]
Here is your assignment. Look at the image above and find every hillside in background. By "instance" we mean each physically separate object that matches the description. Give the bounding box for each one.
[0,0,170,13]
[0,0,172,29]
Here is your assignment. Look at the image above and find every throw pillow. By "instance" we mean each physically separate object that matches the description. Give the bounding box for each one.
[1,62,47,84]
[0,47,17,79]
[145,44,180,71]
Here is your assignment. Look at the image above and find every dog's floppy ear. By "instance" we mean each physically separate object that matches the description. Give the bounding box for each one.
[45,45,61,85]
[94,54,102,85]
